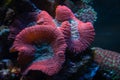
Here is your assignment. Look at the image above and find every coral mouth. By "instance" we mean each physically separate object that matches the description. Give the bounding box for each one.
[33,43,54,63]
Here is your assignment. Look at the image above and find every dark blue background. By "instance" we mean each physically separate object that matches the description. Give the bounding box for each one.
[91,0,120,52]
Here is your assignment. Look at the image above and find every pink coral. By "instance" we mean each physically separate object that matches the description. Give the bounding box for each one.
[8,11,56,40]
[55,5,74,22]
[10,25,67,76]
[55,5,95,53]
[37,11,56,27]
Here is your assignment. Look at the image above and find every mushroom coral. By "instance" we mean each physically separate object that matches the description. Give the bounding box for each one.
[55,5,95,53]
[8,10,56,40]
[10,25,67,76]
[37,11,56,27]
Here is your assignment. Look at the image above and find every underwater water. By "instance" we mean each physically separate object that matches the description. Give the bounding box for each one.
[92,0,120,52]
[0,0,120,80]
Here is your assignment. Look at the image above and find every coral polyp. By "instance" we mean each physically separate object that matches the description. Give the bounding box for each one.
[36,11,56,27]
[55,5,95,53]
[74,4,97,24]
[55,5,74,22]
[10,25,67,76]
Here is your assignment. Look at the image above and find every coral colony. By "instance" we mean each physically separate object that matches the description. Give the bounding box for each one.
[0,0,119,80]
